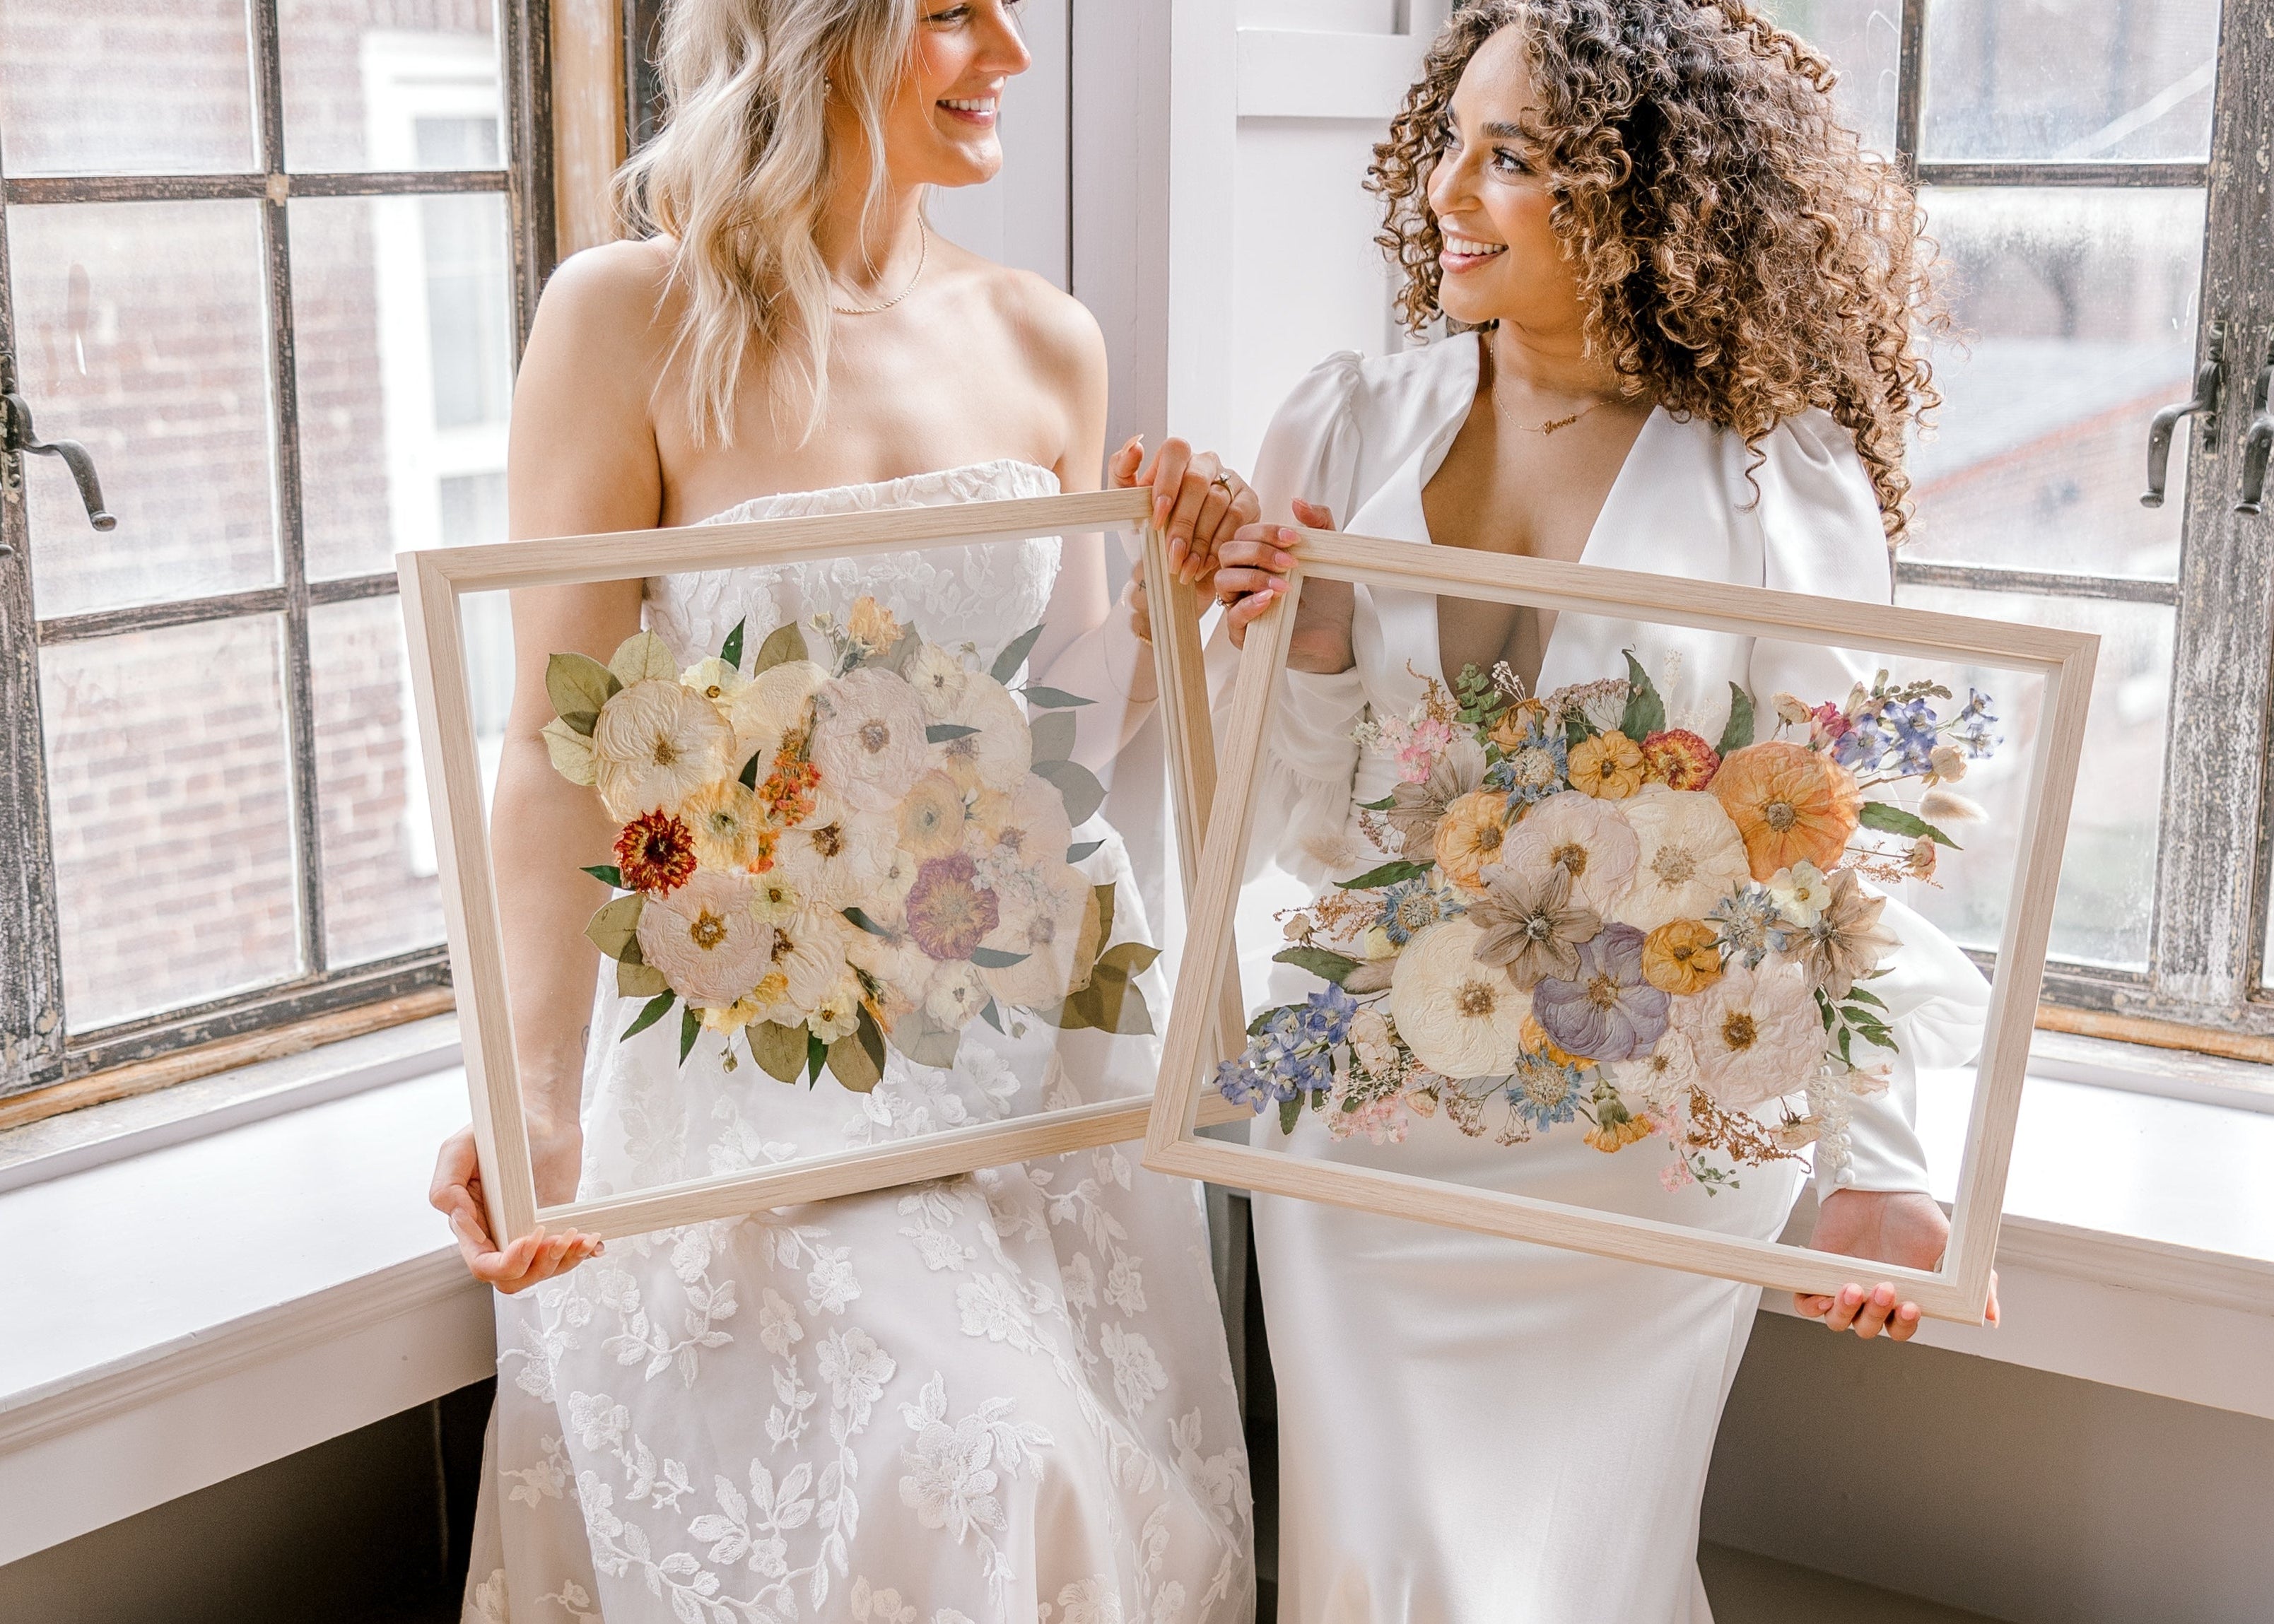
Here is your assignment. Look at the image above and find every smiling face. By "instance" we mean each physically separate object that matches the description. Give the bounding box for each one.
[871,0,1033,189]
[1424,25,1590,340]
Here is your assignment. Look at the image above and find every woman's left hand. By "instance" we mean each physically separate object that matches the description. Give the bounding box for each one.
[1798,1187,2000,1341]
[1109,435,1260,586]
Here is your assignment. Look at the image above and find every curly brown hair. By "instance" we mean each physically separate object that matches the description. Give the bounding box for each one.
[1370,0,1942,541]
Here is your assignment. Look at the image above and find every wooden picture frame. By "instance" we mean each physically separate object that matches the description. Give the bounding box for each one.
[1144,531,2098,1325]
[401,487,1247,1247]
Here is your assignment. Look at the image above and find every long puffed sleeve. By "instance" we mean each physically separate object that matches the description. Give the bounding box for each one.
[1745,411,1991,1199]
[1221,353,1374,883]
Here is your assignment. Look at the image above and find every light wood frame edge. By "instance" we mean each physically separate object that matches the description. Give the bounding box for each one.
[1143,529,2099,1326]
[399,488,1246,1245]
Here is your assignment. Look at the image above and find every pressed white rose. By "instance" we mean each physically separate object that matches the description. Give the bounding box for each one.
[725,659,828,772]
[770,793,898,908]
[770,906,854,1013]
[807,975,864,1043]
[1610,1028,1701,1114]
[1501,790,1639,915]
[1388,917,1531,1081]
[1669,958,1822,1110]
[808,667,930,811]
[923,958,992,1028]
[592,679,732,820]
[967,772,1075,896]
[680,656,746,705]
[1766,861,1832,927]
[1610,787,1752,934]
[979,862,1102,1007]
[906,640,972,719]
[634,869,775,1007]
[929,671,1032,794]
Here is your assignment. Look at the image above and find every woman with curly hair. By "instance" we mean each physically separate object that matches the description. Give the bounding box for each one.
[1212,4,1994,1616]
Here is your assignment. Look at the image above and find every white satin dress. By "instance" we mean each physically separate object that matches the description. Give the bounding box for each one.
[1234,341,1988,1623]
[463,459,1253,1624]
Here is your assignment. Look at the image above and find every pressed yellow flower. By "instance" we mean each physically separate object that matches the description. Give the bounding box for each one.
[1711,740,1863,881]
[1520,1015,1587,1069]
[1568,729,1646,799]
[847,595,901,652]
[897,770,970,861]
[1641,918,1723,994]
[1488,699,1548,752]
[1434,788,1513,892]
[680,779,763,871]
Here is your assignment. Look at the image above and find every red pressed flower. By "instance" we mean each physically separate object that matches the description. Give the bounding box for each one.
[615,809,696,895]
[1809,701,1851,743]
[1641,729,1720,790]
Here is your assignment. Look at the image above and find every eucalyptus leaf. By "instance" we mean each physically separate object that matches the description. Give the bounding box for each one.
[620,991,675,1041]
[583,893,645,961]
[828,1008,888,1093]
[980,998,1007,1033]
[1717,683,1757,755]
[1335,859,1431,891]
[750,1020,808,1083]
[738,751,762,790]
[541,716,599,779]
[752,622,809,676]
[843,906,891,936]
[1093,882,1118,946]
[881,627,921,676]
[925,724,980,743]
[1021,685,1094,710]
[616,958,669,999]
[609,630,679,686]
[1096,940,1161,976]
[1620,651,1666,739]
[1278,1096,1303,1136]
[806,1031,828,1085]
[1036,758,1106,825]
[720,618,746,669]
[1028,710,1077,765]
[582,864,624,888]
[970,945,1031,969]
[1858,800,1960,849]
[1273,945,1361,984]
[678,1002,701,1064]
[545,652,619,732]
[886,1007,963,1070]
[1065,839,1104,863]
[990,621,1046,684]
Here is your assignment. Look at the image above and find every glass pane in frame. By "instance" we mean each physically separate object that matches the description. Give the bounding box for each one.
[1154,543,2088,1318]
[410,495,1209,1236]
[278,0,506,174]
[291,192,515,580]
[1921,0,2222,163]
[42,615,303,1030]
[0,0,258,177]
[7,199,281,618]
[1750,0,1901,158]
[1909,187,2204,581]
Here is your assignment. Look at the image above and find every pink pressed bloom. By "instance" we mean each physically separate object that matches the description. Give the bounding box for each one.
[1659,1157,1696,1194]
[1809,702,1851,746]
[1329,1095,1411,1145]
[903,852,1000,962]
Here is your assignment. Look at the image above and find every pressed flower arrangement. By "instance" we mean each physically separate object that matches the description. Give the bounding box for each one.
[542,595,1161,1094]
[1212,657,2001,1191]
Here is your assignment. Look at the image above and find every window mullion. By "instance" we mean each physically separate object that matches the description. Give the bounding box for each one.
[0,193,69,1098]
[2146,2,2274,1017]
[250,0,329,982]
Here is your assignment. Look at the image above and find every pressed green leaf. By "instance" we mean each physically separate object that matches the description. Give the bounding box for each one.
[1717,683,1757,756]
[616,958,669,999]
[1248,1003,1300,1037]
[980,998,1007,1033]
[828,1007,888,1093]
[738,751,762,790]
[545,651,619,731]
[751,622,809,676]
[970,945,1031,969]
[1273,945,1361,984]
[1064,955,1154,1035]
[1022,685,1095,710]
[1065,839,1104,863]
[1093,882,1118,946]
[1036,757,1106,825]
[620,991,675,1041]
[1620,651,1666,739]
[1357,792,1397,811]
[806,1030,828,1085]
[678,1003,701,1064]
[720,618,746,669]
[881,627,922,676]
[750,1020,808,1083]
[887,1007,962,1069]
[1846,986,1887,1009]
[584,893,645,960]
[1564,712,1593,750]
[582,864,624,888]
[1858,800,1960,849]
[609,631,679,686]
[1027,710,1077,765]
[842,906,891,936]
[541,716,599,779]
[1096,940,1162,977]
[1335,859,1431,891]
[925,723,980,743]
[990,621,1047,684]
[1278,1095,1303,1136]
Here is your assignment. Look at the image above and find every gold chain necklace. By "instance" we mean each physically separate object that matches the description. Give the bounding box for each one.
[831,219,929,317]
[1493,390,1611,436]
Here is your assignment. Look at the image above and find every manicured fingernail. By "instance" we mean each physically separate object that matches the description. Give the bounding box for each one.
[1268,576,1289,592]
[1274,552,1295,570]
[1874,1284,1895,1305]
[1841,1285,1862,1305]
[1280,528,1301,544]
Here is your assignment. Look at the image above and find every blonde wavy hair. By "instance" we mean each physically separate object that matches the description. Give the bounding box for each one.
[1372,0,1942,540]
[615,0,921,444]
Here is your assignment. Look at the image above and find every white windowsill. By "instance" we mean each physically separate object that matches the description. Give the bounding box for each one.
[0,1026,2268,1567]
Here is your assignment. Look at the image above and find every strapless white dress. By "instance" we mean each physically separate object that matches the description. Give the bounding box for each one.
[463,459,1252,1624]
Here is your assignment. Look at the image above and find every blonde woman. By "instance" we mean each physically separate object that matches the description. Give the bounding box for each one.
[427,2,1253,1616]
[1212,4,1994,1618]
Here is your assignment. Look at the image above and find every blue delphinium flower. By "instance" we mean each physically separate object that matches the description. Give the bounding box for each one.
[1506,1057,1585,1132]
[1487,721,1569,810]
[1707,886,1790,968]
[1882,696,1940,775]
[1300,984,1359,1047]
[1955,688,2000,758]
[1830,711,1889,770]
[1214,1054,1279,1112]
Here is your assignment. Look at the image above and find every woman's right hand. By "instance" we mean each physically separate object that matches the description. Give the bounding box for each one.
[1214,498,1357,673]
[430,1122,602,1293]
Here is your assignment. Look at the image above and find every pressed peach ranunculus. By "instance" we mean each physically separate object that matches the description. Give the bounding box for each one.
[1709,741,1863,880]
[1641,918,1723,994]
[1434,788,1513,892]
[1567,729,1646,799]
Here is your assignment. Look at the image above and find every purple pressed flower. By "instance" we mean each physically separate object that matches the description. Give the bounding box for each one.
[904,852,1000,960]
[1531,923,1671,1061]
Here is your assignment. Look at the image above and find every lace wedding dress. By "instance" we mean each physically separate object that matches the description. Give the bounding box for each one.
[463,459,1252,1624]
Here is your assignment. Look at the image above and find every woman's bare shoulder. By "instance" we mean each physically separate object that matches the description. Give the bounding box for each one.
[528,237,684,371]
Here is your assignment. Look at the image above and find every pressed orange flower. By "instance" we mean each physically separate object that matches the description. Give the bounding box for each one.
[1489,698,1549,752]
[1567,729,1646,799]
[615,809,696,895]
[1641,918,1723,994]
[1710,740,1863,880]
[1640,729,1719,789]
[1520,1014,1588,1069]
[1584,1112,1655,1152]
[1434,788,1512,892]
